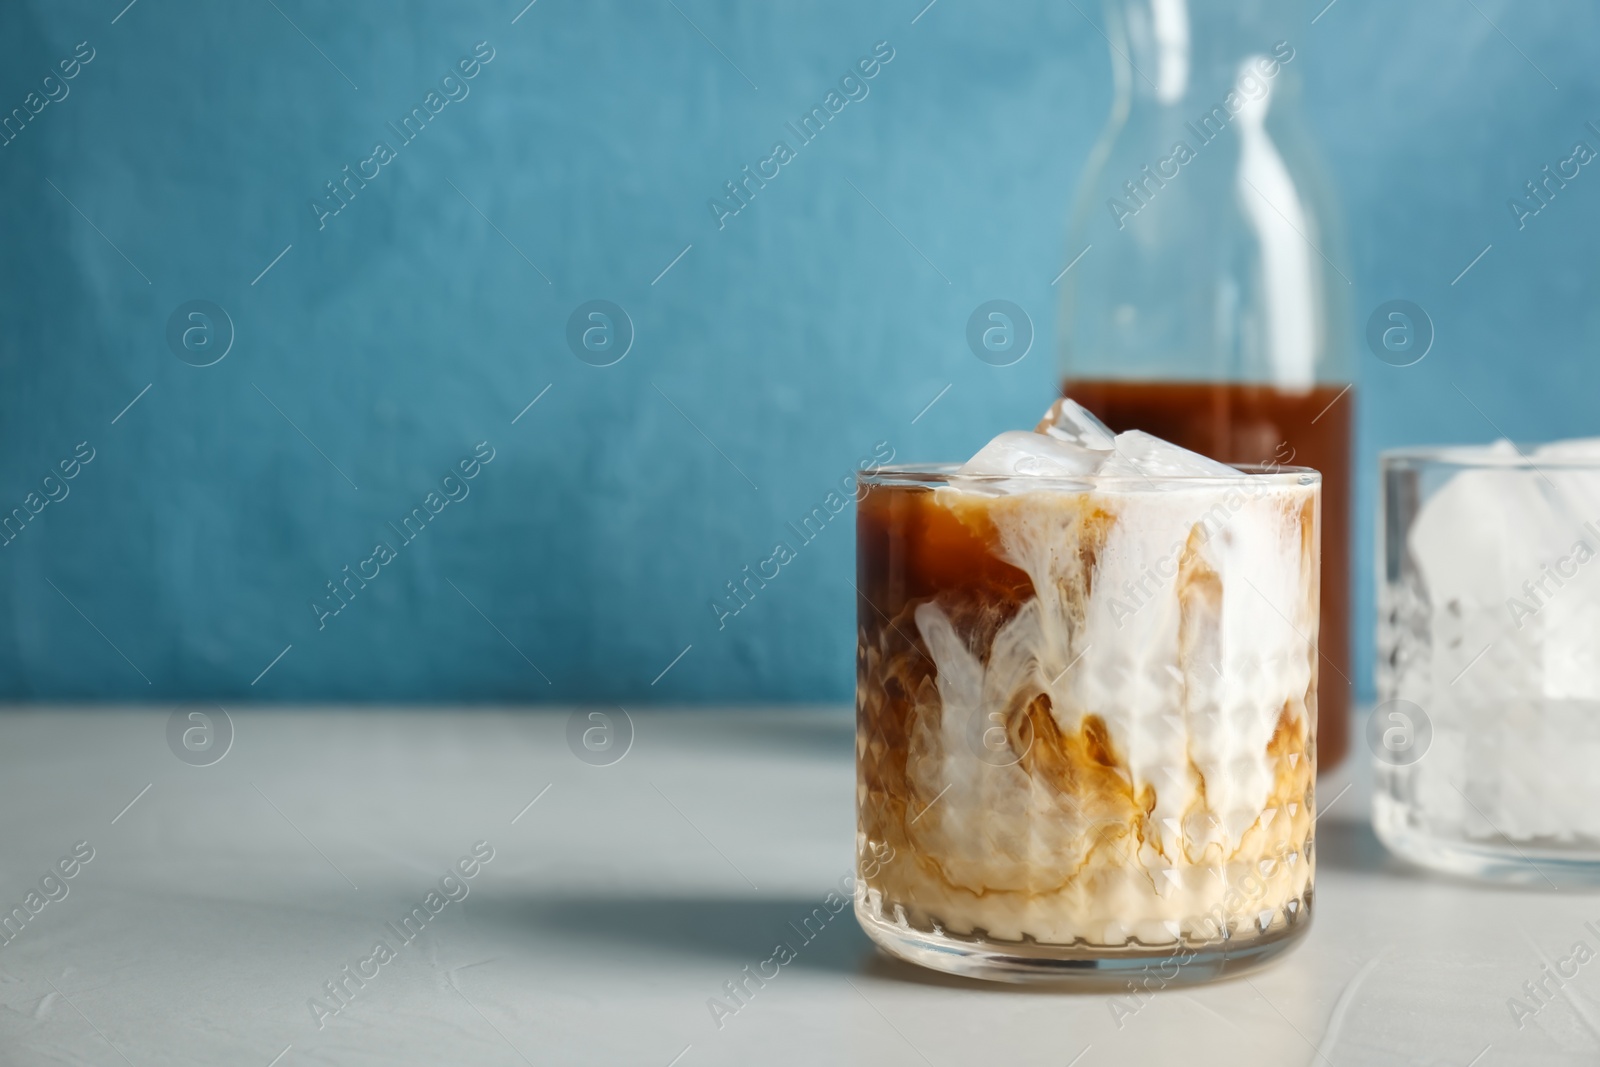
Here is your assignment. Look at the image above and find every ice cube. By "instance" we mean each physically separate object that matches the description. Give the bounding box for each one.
[1103,430,1240,479]
[959,431,1104,479]
[1034,398,1116,451]
[1407,441,1592,612]
[954,402,1243,493]
[1405,440,1600,702]
[1407,454,1555,610]
[1536,438,1600,459]
[1531,439,1600,521]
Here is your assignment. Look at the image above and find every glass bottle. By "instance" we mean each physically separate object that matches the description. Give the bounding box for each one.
[1058,0,1354,769]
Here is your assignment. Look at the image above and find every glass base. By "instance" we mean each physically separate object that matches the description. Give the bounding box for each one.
[1374,798,1600,887]
[855,900,1310,987]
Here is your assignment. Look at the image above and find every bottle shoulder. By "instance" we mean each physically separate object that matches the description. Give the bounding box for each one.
[1058,106,1353,385]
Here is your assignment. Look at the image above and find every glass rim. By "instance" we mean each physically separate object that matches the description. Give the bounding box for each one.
[857,462,1321,488]
[1381,444,1600,469]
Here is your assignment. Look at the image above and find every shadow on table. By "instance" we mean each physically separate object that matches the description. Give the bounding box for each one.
[638,707,855,760]
[472,825,1553,990]
[1314,817,1411,876]
[1314,816,1573,894]
[469,893,875,974]
[469,893,1128,994]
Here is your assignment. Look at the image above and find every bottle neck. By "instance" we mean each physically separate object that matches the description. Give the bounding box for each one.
[1104,0,1299,108]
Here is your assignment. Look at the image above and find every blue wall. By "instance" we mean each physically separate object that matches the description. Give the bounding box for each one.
[0,0,1595,703]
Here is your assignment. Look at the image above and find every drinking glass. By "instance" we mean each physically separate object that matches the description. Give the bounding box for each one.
[855,462,1321,981]
[1376,448,1600,882]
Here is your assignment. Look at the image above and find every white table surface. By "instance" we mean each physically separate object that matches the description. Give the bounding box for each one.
[0,706,1594,1067]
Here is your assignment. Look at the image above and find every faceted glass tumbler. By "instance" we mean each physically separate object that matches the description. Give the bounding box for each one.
[854,464,1320,983]
[1376,448,1600,883]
